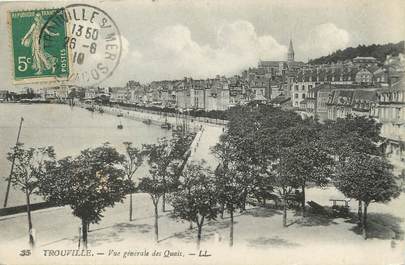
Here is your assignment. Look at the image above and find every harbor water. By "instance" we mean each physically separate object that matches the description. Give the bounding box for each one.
[0,103,171,207]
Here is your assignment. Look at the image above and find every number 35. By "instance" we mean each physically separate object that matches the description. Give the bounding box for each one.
[19,249,31,256]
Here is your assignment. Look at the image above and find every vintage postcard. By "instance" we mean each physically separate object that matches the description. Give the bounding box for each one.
[0,0,404,265]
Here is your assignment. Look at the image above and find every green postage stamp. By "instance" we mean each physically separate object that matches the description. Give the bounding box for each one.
[9,8,70,84]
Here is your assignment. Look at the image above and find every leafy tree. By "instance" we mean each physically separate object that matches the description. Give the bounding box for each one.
[169,161,218,248]
[272,161,300,227]
[7,143,55,248]
[335,154,401,239]
[322,115,383,160]
[322,115,384,216]
[278,142,334,215]
[123,142,145,221]
[142,136,186,213]
[138,138,182,242]
[214,165,245,247]
[39,143,129,249]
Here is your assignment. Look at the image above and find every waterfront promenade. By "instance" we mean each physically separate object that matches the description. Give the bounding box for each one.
[80,102,227,130]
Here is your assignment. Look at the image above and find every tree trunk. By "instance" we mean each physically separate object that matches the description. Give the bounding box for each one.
[241,190,247,212]
[25,190,34,248]
[283,196,287,227]
[82,218,88,249]
[197,216,204,249]
[362,202,369,240]
[154,201,159,243]
[229,210,234,247]
[129,193,133,221]
[301,184,306,217]
[220,203,224,219]
[358,200,363,225]
[162,193,166,212]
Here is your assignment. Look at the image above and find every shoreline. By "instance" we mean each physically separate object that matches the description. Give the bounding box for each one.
[77,102,226,130]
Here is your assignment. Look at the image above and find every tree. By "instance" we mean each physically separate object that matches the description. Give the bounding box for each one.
[272,161,300,227]
[123,142,145,221]
[143,139,173,213]
[322,115,384,219]
[321,115,383,160]
[138,138,181,242]
[214,164,245,247]
[7,143,55,248]
[39,143,129,249]
[278,142,334,215]
[169,161,218,249]
[335,154,401,239]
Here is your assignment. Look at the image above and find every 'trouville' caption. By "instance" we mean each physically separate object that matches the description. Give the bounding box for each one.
[20,249,212,258]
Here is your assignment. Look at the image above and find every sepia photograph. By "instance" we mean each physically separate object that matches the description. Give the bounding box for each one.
[0,0,404,264]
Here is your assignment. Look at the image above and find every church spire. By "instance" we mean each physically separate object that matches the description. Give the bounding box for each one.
[288,39,295,62]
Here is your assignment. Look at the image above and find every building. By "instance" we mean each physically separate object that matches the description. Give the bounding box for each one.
[352,56,379,68]
[355,68,374,84]
[304,84,335,120]
[326,88,378,120]
[109,87,129,103]
[374,76,405,171]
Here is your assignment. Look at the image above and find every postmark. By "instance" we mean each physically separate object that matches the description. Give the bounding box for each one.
[9,8,70,84]
[42,4,122,86]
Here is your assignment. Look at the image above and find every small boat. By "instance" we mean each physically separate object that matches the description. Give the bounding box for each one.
[117,113,123,117]
[117,119,123,129]
[98,108,104,113]
[142,119,152,125]
[161,122,171,130]
[86,106,95,112]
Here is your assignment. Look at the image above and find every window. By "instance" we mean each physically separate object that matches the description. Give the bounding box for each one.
[302,94,306,99]
[309,85,313,90]
[302,85,305,91]
[294,93,298,99]
[295,85,298,91]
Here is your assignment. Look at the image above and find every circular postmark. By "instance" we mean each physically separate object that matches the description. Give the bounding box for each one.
[40,4,122,86]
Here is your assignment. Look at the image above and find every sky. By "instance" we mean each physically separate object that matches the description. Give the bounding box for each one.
[0,0,404,89]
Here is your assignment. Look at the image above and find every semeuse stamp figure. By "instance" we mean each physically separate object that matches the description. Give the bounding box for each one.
[10,9,70,83]
[21,13,59,75]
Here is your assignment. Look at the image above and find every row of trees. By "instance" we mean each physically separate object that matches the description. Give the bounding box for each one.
[7,132,195,249]
[210,104,402,240]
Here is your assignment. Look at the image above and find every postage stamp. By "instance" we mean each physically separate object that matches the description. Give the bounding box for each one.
[9,4,122,87]
[9,9,70,84]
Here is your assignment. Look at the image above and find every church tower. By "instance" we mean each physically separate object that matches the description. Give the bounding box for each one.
[287,39,295,62]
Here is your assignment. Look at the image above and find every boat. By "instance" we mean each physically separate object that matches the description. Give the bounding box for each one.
[142,119,152,125]
[98,108,104,113]
[161,114,171,130]
[86,106,95,112]
[117,119,123,129]
[117,113,123,117]
[161,122,171,129]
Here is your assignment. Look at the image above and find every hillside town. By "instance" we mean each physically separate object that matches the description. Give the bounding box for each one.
[3,40,404,115]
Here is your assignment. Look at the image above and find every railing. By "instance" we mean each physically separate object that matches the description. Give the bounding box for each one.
[0,201,57,217]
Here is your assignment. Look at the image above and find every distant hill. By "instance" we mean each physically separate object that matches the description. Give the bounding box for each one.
[308,41,404,65]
